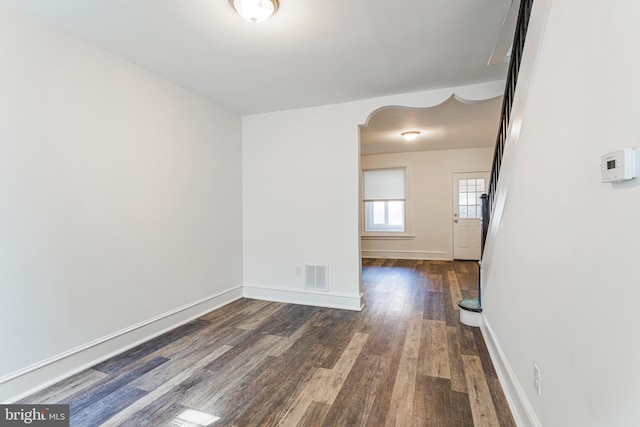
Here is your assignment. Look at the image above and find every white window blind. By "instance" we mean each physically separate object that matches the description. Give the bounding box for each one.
[363,168,405,200]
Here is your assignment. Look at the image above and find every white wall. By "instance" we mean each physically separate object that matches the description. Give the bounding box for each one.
[242,82,504,310]
[0,4,243,401]
[481,1,640,426]
[361,148,493,260]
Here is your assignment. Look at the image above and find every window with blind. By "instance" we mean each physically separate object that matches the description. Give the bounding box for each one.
[363,168,405,232]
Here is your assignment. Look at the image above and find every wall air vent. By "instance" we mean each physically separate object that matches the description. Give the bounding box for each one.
[305,264,329,292]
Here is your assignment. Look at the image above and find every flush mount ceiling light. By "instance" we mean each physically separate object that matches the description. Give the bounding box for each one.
[401,131,420,141]
[229,0,279,23]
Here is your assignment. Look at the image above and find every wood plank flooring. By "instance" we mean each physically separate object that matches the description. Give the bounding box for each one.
[21,259,515,426]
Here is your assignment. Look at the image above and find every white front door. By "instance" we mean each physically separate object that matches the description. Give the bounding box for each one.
[453,172,489,260]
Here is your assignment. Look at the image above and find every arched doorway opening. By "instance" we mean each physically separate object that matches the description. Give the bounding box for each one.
[358,94,502,264]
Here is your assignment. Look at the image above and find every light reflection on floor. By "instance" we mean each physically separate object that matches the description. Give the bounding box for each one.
[168,408,220,426]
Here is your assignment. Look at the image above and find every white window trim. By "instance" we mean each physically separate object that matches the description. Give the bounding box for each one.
[361,163,414,240]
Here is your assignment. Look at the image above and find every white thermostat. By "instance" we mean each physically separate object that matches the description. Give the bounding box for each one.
[601,148,637,183]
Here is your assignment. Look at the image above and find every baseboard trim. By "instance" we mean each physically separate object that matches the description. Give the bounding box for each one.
[243,285,364,311]
[480,317,542,427]
[0,285,243,403]
[361,250,450,260]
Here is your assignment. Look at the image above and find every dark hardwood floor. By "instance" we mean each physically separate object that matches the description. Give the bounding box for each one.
[21,259,515,426]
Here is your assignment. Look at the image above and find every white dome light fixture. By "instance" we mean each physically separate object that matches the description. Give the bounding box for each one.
[401,131,420,141]
[230,0,279,23]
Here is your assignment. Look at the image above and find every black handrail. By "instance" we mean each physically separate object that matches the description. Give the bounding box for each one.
[482,0,534,254]
[460,0,534,315]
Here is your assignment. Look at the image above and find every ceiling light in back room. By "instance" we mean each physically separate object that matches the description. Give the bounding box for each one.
[229,0,279,23]
[401,131,420,141]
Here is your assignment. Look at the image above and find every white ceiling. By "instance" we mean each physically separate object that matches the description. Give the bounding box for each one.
[0,0,513,115]
[361,95,503,155]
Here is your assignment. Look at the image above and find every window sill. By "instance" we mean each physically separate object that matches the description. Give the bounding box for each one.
[361,233,416,240]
